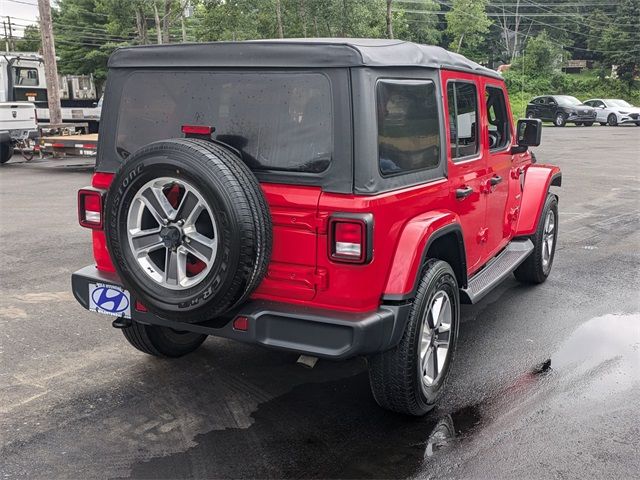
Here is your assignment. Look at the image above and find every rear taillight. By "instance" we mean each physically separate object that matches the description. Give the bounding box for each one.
[329,214,373,264]
[78,188,104,229]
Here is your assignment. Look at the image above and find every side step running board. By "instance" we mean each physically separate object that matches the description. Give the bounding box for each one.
[461,239,534,304]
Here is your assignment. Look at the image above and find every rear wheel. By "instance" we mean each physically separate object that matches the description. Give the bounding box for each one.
[575,122,583,126]
[0,142,13,164]
[583,122,594,127]
[369,260,459,416]
[514,194,558,284]
[607,114,618,126]
[122,321,207,357]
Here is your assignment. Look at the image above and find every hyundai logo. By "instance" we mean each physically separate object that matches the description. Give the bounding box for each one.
[91,286,129,314]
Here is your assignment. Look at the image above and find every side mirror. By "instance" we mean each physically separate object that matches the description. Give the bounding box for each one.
[511,118,542,154]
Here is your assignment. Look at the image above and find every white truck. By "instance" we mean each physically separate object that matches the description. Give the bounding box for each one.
[0,101,38,164]
[0,53,101,133]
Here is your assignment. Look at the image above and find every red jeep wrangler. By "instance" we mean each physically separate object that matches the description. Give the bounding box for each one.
[72,39,561,416]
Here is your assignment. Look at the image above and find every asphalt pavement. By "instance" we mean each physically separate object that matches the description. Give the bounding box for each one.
[1,125,639,479]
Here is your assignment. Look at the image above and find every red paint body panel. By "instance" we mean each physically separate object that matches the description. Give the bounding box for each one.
[384,210,459,295]
[313,179,449,311]
[515,164,561,236]
[251,184,322,302]
[439,69,488,273]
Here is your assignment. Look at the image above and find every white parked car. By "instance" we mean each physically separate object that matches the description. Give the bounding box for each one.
[583,98,640,126]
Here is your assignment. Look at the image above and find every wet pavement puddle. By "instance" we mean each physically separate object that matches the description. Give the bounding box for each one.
[126,313,639,479]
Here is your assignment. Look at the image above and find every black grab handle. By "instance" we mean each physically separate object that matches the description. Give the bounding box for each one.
[456,186,473,199]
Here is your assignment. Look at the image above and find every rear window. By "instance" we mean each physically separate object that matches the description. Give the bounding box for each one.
[115,71,332,173]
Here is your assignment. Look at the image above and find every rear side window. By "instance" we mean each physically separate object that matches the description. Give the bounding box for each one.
[485,86,510,150]
[116,71,332,173]
[447,82,479,160]
[376,80,440,176]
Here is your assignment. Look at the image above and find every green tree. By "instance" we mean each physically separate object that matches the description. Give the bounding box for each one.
[598,0,640,91]
[514,30,564,77]
[392,0,441,45]
[445,0,491,59]
[52,0,130,83]
[14,24,41,52]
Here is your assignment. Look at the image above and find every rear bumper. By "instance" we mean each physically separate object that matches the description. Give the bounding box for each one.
[72,265,410,360]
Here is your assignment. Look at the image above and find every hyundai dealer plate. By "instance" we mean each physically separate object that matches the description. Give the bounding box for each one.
[89,283,131,318]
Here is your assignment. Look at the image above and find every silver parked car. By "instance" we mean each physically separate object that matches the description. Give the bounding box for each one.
[583,98,640,126]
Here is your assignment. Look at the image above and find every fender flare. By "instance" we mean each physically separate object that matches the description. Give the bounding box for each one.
[382,211,466,302]
[515,164,562,237]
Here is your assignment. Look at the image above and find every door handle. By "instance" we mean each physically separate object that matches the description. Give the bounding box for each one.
[490,175,503,186]
[456,186,473,199]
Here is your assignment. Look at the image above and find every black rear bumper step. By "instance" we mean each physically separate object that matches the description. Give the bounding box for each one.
[461,239,534,304]
[71,265,410,360]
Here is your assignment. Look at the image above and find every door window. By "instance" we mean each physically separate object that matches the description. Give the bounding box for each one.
[447,81,479,160]
[376,80,441,176]
[485,86,510,151]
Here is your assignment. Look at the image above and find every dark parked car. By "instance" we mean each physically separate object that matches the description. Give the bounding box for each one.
[526,95,596,127]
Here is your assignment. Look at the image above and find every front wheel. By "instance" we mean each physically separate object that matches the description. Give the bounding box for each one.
[514,194,558,284]
[607,114,618,126]
[554,113,566,127]
[122,321,207,357]
[369,259,460,416]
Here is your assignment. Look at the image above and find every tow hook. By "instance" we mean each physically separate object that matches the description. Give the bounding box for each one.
[297,355,319,369]
[112,317,132,329]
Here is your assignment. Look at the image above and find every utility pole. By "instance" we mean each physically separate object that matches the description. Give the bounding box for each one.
[37,0,62,125]
[3,20,8,52]
[7,16,14,50]
[386,0,394,39]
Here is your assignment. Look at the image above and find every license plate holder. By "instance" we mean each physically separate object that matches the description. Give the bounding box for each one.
[88,283,131,319]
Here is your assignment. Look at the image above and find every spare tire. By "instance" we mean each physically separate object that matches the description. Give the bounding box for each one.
[104,139,271,323]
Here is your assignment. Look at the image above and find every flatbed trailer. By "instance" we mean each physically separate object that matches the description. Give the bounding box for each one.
[39,133,98,157]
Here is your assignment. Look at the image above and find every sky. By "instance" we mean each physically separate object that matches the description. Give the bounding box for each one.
[1,0,41,38]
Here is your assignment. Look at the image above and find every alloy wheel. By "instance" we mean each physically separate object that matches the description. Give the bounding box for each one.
[126,177,218,290]
[541,209,555,272]
[420,290,452,389]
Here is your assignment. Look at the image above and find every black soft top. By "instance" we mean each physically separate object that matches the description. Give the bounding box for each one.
[108,38,501,79]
